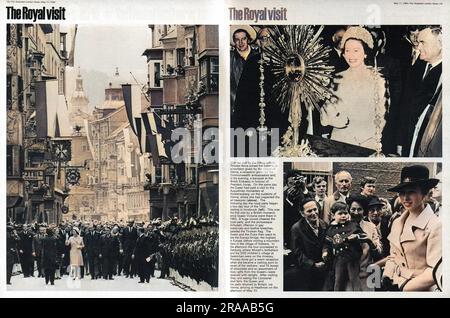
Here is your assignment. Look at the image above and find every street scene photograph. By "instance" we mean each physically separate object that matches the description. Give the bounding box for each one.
[6,24,219,291]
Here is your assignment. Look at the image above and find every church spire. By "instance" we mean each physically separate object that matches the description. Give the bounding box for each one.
[76,67,84,92]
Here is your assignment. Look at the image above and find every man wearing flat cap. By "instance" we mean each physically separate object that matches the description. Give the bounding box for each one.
[383,165,441,291]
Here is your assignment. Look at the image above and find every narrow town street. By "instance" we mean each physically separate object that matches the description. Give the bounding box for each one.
[6,24,219,293]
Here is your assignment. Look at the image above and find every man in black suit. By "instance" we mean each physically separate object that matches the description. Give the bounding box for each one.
[18,225,34,277]
[84,224,102,279]
[397,26,442,157]
[121,220,137,278]
[327,26,349,75]
[285,198,328,291]
[133,227,152,283]
[32,226,46,278]
[41,228,58,285]
[99,227,121,280]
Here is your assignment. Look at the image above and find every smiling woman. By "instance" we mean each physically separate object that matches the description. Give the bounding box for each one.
[320,26,388,154]
[383,165,441,291]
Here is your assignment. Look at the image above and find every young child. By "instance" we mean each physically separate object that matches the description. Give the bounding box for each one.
[322,201,364,291]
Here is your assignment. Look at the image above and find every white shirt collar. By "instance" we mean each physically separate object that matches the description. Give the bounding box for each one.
[429,59,442,69]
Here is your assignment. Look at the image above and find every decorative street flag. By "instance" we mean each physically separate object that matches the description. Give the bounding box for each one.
[141,111,171,166]
[122,84,142,134]
[35,79,72,138]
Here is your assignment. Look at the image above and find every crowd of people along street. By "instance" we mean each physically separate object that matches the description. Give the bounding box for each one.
[7,217,219,288]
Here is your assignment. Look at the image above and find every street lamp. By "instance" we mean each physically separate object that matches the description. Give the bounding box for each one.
[208,169,219,185]
[160,182,171,221]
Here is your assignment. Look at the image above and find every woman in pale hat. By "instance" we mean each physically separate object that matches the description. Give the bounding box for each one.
[382,165,441,291]
[321,26,388,153]
[65,226,85,280]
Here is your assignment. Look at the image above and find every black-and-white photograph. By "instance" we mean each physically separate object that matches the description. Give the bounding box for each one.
[283,162,442,291]
[230,25,442,157]
[6,24,219,291]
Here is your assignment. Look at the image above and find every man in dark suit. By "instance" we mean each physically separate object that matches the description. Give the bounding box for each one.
[99,227,121,280]
[283,171,313,246]
[84,225,102,279]
[32,226,46,278]
[133,227,152,283]
[397,26,442,157]
[285,198,328,291]
[18,225,34,277]
[41,228,58,285]
[7,225,20,285]
[121,220,138,278]
[327,26,348,75]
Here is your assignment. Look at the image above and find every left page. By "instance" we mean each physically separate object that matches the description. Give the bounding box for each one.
[1,0,223,298]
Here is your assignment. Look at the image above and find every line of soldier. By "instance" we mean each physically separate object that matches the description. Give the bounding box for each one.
[7,217,219,288]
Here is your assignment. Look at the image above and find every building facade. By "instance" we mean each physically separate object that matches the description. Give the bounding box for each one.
[7,24,75,224]
[142,25,219,222]
[87,71,150,222]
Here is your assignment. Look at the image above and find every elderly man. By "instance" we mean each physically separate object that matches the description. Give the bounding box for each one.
[285,198,327,291]
[397,26,442,157]
[322,170,352,224]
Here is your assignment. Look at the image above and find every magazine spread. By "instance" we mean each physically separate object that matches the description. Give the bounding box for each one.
[1,0,449,300]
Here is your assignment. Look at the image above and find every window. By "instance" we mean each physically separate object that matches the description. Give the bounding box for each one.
[155,166,162,184]
[58,68,65,95]
[154,62,161,87]
[199,56,219,93]
[7,75,12,110]
[177,48,185,69]
[210,57,219,92]
[185,37,194,66]
[165,51,175,74]
[18,76,23,111]
[7,146,13,176]
[60,34,67,58]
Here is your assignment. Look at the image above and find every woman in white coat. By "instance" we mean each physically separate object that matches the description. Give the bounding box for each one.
[65,227,84,280]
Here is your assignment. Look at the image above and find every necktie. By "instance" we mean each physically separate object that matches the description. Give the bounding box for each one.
[423,64,432,80]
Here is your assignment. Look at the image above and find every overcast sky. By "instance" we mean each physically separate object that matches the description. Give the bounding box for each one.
[72,25,150,108]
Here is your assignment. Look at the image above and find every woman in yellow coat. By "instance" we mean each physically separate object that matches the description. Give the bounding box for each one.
[383,165,441,291]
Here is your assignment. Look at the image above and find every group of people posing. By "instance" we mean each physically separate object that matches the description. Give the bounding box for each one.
[7,218,219,288]
[231,25,442,157]
[284,165,442,291]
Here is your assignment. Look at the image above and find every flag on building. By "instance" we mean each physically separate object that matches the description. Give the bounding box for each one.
[35,79,72,138]
[141,111,173,166]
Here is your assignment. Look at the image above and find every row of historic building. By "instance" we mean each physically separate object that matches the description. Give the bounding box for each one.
[7,24,219,224]
[7,24,76,225]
